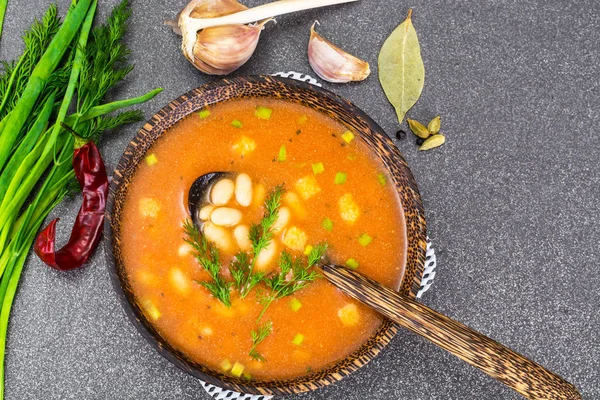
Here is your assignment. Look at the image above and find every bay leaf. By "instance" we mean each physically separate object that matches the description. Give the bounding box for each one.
[378,9,425,124]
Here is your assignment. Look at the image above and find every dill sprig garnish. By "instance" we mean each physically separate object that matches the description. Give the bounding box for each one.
[231,185,284,297]
[256,243,327,321]
[184,219,232,307]
[184,185,285,305]
[249,184,284,256]
[229,251,265,297]
[249,320,273,361]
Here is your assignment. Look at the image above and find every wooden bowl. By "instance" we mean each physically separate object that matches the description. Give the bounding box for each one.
[104,75,427,395]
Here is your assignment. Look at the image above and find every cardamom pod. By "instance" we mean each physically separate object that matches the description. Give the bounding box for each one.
[407,118,430,139]
[419,134,445,151]
[428,116,441,134]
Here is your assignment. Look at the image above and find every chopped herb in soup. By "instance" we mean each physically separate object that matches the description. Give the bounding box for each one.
[120,98,407,380]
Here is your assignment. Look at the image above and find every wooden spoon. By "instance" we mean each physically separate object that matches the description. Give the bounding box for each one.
[319,264,581,400]
[188,173,580,398]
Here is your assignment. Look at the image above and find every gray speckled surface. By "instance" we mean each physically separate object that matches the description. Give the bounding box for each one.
[1,0,599,399]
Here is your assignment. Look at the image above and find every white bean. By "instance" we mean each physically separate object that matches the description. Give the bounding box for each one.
[210,207,243,227]
[169,267,190,295]
[203,222,233,251]
[255,241,277,272]
[233,225,252,251]
[201,326,213,337]
[199,205,215,220]
[235,173,253,207]
[178,243,193,257]
[211,179,234,205]
[272,206,290,232]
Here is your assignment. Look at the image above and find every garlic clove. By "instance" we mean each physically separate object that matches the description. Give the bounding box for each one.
[191,20,271,75]
[308,21,370,83]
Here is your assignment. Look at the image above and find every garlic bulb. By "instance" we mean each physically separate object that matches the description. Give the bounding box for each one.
[168,0,361,76]
[174,0,271,75]
[308,21,370,83]
[191,21,271,75]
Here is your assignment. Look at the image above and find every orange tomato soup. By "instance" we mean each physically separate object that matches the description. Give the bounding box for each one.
[120,98,406,380]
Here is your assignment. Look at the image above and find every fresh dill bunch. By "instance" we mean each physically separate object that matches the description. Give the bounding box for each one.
[77,0,133,114]
[249,320,273,361]
[184,219,232,307]
[256,244,327,321]
[44,47,75,95]
[231,184,284,298]
[0,4,61,119]
[78,109,144,142]
[72,0,145,144]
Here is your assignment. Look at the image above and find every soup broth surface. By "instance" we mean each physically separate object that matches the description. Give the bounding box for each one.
[120,98,407,380]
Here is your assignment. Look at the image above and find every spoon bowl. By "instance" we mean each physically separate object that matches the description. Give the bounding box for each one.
[188,171,230,228]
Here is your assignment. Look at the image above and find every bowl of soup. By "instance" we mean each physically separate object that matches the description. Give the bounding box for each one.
[105,75,427,395]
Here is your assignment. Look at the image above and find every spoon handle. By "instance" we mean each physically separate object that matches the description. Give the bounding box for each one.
[191,0,360,30]
[320,264,581,400]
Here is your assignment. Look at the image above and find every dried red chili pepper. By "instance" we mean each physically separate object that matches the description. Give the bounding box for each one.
[34,141,108,271]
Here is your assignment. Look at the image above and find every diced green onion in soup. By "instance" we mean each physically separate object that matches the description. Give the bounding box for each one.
[278,145,287,162]
[334,172,347,185]
[312,162,325,175]
[231,362,245,377]
[145,153,158,166]
[231,119,243,128]
[321,218,333,232]
[255,106,272,120]
[358,233,372,247]
[303,245,313,256]
[341,130,355,143]
[198,109,211,119]
[292,333,305,345]
[290,298,302,312]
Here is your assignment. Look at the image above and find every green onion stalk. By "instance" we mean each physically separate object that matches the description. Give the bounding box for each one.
[0,0,6,41]
[0,1,163,398]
